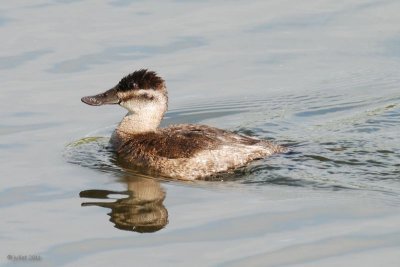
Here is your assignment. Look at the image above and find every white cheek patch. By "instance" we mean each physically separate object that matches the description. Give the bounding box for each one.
[120,100,137,112]
[120,90,166,113]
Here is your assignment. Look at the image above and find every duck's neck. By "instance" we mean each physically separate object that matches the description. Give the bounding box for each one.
[117,111,163,134]
[111,111,163,149]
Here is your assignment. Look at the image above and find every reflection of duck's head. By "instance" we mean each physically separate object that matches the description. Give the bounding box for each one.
[81,69,168,133]
[80,176,168,233]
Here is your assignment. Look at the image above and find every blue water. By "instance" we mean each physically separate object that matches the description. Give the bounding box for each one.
[1,1,400,266]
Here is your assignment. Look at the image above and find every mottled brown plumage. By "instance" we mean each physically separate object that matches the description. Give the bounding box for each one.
[82,69,287,180]
[112,124,286,180]
[117,124,266,159]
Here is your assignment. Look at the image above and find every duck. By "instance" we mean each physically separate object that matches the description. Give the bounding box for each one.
[81,69,286,180]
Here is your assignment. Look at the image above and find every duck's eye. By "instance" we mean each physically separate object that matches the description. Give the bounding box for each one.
[132,83,138,89]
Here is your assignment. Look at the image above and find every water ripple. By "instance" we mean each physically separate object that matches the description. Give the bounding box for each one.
[67,89,400,198]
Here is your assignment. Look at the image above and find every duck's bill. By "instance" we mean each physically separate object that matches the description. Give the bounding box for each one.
[81,88,120,106]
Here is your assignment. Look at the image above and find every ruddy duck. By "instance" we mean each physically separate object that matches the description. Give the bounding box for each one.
[81,69,286,180]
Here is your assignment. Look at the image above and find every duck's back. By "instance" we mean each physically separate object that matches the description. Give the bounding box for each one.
[114,124,285,180]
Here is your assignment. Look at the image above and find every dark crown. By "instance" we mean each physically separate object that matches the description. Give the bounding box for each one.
[117,69,164,91]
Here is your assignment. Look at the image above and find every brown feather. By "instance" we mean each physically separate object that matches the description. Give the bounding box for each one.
[116,124,279,160]
[117,69,164,91]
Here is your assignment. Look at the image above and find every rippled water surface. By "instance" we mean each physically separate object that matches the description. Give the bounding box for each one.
[1,0,400,266]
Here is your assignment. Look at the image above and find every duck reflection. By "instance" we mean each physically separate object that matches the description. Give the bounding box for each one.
[80,176,168,233]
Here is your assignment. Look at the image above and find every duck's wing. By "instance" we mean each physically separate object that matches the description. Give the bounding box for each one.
[167,124,286,153]
[117,125,220,160]
[118,124,266,160]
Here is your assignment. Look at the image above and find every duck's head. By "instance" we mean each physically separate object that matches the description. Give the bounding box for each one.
[82,69,168,131]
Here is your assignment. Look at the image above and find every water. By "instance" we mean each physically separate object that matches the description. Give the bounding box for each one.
[1,0,400,266]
